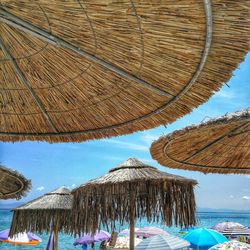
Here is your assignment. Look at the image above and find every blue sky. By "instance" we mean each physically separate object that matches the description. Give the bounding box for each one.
[0,53,250,211]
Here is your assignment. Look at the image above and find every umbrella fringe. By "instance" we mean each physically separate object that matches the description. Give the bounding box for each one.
[9,209,72,237]
[70,181,196,236]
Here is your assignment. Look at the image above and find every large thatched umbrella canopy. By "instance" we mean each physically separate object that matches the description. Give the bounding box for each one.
[71,158,197,250]
[10,187,73,249]
[0,165,31,200]
[150,108,250,174]
[0,1,249,142]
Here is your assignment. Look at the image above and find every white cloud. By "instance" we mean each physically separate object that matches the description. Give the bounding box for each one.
[140,133,160,145]
[246,175,250,179]
[37,186,45,191]
[103,139,148,152]
[242,196,250,200]
[229,195,234,199]
[71,184,76,188]
[214,89,235,99]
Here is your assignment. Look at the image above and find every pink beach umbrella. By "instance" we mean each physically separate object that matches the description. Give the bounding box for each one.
[212,222,245,232]
[136,227,169,238]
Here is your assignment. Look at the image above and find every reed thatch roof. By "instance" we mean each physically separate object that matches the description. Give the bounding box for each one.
[0,165,31,200]
[10,187,73,236]
[0,1,249,142]
[150,108,250,174]
[71,158,197,237]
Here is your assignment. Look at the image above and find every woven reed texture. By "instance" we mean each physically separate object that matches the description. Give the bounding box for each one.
[0,1,249,142]
[10,187,73,236]
[71,158,197,236]
[150,108,250,174]
[0,165,31,200]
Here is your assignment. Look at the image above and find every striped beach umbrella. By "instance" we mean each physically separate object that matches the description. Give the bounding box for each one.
[135,234,190,250]
[220,227,250,237]
[136,227,169,238]
[46,232,55,250]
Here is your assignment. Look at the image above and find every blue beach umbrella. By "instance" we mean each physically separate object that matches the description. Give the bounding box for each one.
[184,228,228,250]
[135,234,190,250]
[179,227,198,234]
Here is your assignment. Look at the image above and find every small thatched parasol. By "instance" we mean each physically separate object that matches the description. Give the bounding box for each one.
[0,165,31,200]
[150,108,250,174]
[10,186,73,250]
[71,158,197,250]
[0,1,250,142]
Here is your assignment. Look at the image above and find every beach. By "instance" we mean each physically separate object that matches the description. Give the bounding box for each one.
[0,209,249,249]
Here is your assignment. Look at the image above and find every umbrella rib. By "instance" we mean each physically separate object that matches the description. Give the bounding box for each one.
[228,122,250,137]
[0,0,213,138]
[0,37,58,133]
[0,7,172,98]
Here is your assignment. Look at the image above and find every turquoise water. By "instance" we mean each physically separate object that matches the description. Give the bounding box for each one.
[0,209,249,249]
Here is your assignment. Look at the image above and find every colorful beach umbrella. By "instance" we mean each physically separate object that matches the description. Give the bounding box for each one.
[179,226,198,234]
[71,158,197,250]
[46,232,55,250]
[212,222,245,232]
[135,234,190,250]
[0,229,42,246]
[151,108,250,174]
[212,222,250,237]
[208,240,250,250]
[73,230,110,246]
[0,2,250,143]
[220,227,250,237]
[136,227,169,238]
[0,165,31,200]
[184,228,228,249]
[10,186,73,250]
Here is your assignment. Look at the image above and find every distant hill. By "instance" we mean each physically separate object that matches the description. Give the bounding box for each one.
[197,207,250,213]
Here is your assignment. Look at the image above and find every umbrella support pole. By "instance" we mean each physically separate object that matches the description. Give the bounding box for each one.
[129,213,135,250]
[54,223,59,250]
[129,192,135,250]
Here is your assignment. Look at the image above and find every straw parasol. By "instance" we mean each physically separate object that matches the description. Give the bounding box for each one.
[71,158,197,250]
[0,1,250,143]
[10,186,73,250]
[0,165,31,200]
[150,108,250,174]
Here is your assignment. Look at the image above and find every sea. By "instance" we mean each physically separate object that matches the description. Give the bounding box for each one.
[0,209,249,250]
